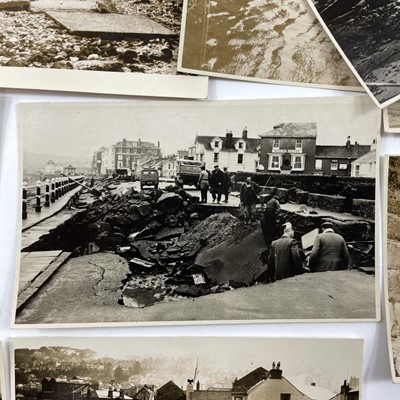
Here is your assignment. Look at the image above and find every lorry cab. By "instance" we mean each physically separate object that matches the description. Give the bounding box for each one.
[140,169,159,190]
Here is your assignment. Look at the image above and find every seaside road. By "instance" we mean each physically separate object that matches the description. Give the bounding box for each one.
[15,253,376,326]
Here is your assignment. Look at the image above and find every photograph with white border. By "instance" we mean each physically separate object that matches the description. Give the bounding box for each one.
[306,0,400,109]
[0,0,208,98]
[14,96,380,328]
[178,0,361,92]
[10,336,364,400]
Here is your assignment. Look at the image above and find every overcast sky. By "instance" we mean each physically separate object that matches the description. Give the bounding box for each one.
[12,336,362,393]
[20,97,380,161]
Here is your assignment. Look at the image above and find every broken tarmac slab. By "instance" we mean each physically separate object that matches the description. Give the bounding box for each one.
[46,11,176,39]
[15,267,376,325]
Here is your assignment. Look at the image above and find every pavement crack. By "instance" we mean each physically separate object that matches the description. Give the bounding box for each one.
[88,261,106,290]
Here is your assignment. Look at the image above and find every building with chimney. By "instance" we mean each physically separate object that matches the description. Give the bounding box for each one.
[259,123,317,174]
[38,376,99,400]
[231,364,312,400]
[314,137,371,177]
[92,139,161,176]
[193,128,260,172]
[329,378,359,400]
[351,148,376,178]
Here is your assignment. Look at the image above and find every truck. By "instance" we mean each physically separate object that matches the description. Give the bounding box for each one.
[140,169,159,189]
[175,160,203,187]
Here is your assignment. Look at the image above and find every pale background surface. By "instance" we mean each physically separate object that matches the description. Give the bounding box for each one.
[0,78,398,398]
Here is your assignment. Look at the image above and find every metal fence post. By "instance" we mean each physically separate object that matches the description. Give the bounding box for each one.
[35,180,42,212]
[44,179,50,207]
[22,181,28,220]
[51,178,55,203]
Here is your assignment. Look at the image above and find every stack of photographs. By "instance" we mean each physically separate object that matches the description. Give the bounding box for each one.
[1,0,400,398]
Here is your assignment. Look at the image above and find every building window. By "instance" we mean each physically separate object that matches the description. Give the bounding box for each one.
[214,153,219,163]
[238,154,243,164]
[238,142,244,149]
[214,141,220,148]
[269,155,281,170]
[273,139,280,150]
[331,160,338,171]
[118,155,123,161]
[295,139,302,150]
[315,159,322,170]
[234,397,243,400]
[292,155,304,170]
[200,154,204,162]
[339,163,348,170]
[355,164,360,176]
[280,395,291,400]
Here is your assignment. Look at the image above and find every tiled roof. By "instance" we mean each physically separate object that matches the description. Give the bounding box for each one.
[157,381,185,400]
[232,367,268,391]
[351,149,376,164]
[195,135,260,152]
[260,123,317,138]
[315,145,370,159]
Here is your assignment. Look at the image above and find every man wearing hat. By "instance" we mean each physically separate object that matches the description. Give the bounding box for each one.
[308,221,350,272]
[210,165,225,204]
[266,222,305,282]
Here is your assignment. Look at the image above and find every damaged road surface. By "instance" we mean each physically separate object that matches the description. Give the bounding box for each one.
[16,179,377,325]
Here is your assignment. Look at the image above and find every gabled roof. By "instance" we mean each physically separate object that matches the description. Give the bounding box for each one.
[294,383,335,400]
[351,149,376,164]
[232,367,268,391]
[157,381,185,400]
[315,145,370,159]
[195,135,260,152]
[260,123,317,138]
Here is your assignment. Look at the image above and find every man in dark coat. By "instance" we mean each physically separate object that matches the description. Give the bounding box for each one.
[222,167,231,203]
[308,222,350,272]
[261,187,281,247]
[240,176,259,223]
[210,165,225,204]
[267,222,305,281]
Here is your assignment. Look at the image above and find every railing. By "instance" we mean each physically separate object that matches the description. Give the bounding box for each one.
[22,176,84,220]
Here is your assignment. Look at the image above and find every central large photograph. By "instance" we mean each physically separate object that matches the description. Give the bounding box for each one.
[13,97,380,327]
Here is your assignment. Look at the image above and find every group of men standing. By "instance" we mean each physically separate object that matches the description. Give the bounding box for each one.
[197,165,232,204]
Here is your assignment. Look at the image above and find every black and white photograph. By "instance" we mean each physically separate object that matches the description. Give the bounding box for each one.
[0,344,4,400]
[178,0,360,91]
[0,0,208,97]
[384,155,400,382]
[14,96,380,327]
[10,336,363,400]
[383,103,400,133]
[306,0,400,108]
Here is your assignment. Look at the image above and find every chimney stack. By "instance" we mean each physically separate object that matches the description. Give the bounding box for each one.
[346,136,351,150]
[225,130,233,149]
[108,386,113,399]
[196,381,200,391]
[269,362,282,379]
[242,127,248,140]
[186,380,194,400]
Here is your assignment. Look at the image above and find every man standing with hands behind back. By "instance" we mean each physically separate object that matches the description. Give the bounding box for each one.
[308,221,350,272]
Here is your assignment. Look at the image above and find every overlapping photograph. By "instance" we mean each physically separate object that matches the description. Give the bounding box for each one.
[178,0,360,91]
[0,0,207,97]
[0,344,5,400]
[307,0,400,108]
[384,103,400,133]
[10,337,363,400]
[13,97,380,327]
[384,155,400,382]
